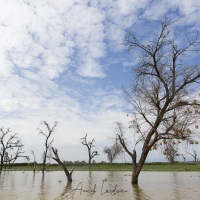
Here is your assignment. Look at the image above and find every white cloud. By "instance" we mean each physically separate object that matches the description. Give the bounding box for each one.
[0,1,106,79]
[0,0,150,79]
[143,0,200,25]
[77,58,105,78]
[0,0,200,162]
[0,84,128,161]
[99,0,148,50]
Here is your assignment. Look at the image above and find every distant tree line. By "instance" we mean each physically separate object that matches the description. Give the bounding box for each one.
[1,120,199,173]
[63,160,87,166]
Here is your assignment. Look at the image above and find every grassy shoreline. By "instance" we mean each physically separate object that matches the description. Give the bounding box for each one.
[2,162,200,172]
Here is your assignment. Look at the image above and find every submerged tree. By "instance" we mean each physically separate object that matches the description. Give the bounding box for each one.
[117,17,200,184]
[38,121,57,173]
[31,150,37,173]
[103,139,123,166]
[0,127,26,174]
[51,147,75,182]
[80,133,99,169]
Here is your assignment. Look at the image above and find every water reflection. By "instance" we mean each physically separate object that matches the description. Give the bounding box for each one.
[1,171,200,200]
[171,172,182,200]
[39,173,54,200]
[85,171,95,200]
[39,173,46,200]
[54,182,72,200]
[32,172,35,184]
[132,184,149,200]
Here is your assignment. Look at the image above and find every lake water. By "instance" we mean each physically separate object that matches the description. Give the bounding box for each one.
[0,171,200,200]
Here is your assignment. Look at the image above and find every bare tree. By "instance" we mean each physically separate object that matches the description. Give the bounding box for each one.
[51,147,75,182]
[103,139,123,166]
[0,127,25,174]
[187,149,198,163]
[181,154,186,162]
[31,150,37,173]
[7,147,29,169]
[38,121,58,173]
[163,140,179,164]
[3,152,9,169]
[80,133,99,169]
[117,17,200,184]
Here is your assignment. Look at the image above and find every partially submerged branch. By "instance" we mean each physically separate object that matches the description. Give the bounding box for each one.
[52,147,74,182]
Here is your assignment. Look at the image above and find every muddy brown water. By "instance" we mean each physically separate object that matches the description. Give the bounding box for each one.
[0,171,200,200]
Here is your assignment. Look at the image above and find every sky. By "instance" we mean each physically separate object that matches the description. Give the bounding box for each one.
[0,0,200,163]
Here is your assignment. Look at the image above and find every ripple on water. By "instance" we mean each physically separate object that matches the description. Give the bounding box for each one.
[0,171,200,200]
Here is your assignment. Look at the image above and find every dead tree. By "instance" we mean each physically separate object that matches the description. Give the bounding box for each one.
[0,127,24,174]
[31,150,37,173]
[51,147,74,182]
[3,146,29,170]
[103,139,123,166]
[117,17,200,184]
[80,134,99,169]
[38,121,57,173]
[187,149,198,163]
[8,147,29,169]
[181,154,186,162]
[163,140,179,164]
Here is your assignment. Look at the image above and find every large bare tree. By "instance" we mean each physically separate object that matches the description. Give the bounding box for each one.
[116,17,200,184]
[0,127,26,173]
[80,133,99,169]
[38,121,57,173]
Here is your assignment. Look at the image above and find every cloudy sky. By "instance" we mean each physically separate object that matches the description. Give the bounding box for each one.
[0,0,200,163]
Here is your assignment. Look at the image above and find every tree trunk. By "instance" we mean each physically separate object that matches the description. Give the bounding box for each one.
[132,150,149,184]
[89,159,91,169]
[42,151,47,173]
[33,161,36,173]
[0,153,5,174]
[4,162,7,169]
[58,159,74,182]
[0,159,3,174]
[111,160,113,169]
[10,159,17,169]
[132,171,139,184]
[52,147,74,182]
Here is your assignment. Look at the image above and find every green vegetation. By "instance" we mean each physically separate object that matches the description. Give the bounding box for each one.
[3,162,200,172]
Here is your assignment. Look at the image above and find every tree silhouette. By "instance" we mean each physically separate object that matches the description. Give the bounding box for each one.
[117,17,200,184]
[38,121,57,173]
[80,133,99,169]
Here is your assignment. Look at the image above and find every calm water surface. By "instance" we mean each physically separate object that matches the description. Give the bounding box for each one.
[0,171,200,200]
